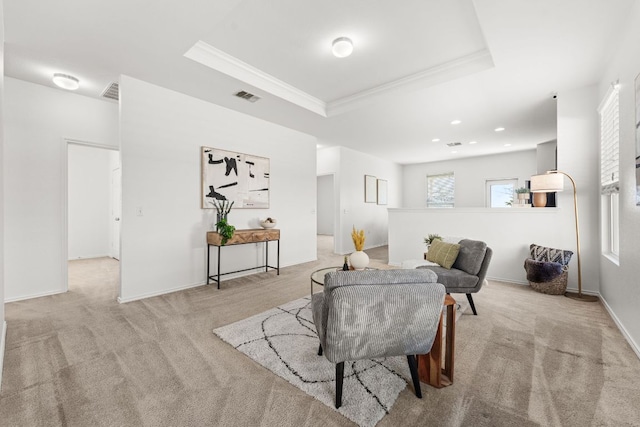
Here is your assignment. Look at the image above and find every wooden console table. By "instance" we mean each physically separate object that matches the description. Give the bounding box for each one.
[206,228,280,289]
[418,294,456,388]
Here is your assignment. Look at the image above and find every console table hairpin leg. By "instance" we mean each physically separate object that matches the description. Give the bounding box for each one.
[206,229,280,290]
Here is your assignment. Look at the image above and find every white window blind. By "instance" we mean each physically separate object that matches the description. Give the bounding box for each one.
[427,173,454,207]
[599,86,619,195]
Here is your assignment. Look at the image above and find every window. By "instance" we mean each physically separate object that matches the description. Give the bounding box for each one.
[427,173,454,207]
[486,179,518,207]
[598,84,619,257]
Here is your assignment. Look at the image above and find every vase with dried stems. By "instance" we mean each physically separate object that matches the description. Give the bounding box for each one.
[350,226,369,270]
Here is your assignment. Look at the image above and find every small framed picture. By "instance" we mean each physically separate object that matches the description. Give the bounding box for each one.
[365,175,377,203]
[377,179,388,205]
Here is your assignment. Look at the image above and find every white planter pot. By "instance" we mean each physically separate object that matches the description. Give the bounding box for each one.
[350,251,369,270]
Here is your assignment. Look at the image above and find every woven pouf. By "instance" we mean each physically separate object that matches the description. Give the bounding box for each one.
[529,270,568,295]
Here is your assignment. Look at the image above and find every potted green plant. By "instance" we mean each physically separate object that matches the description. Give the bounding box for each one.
[514,187,530,206]
[209,199,234,226]
[515,187,530,199]
[423,233,442,260]
[424,234,442,246]
[215,218,236,245]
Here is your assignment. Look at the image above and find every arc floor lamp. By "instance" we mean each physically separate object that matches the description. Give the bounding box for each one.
[530,170,598,302]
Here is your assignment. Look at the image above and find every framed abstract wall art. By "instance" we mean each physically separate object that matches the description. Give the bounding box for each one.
[201,147,270,209]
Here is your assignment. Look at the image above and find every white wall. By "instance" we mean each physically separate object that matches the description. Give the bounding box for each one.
[556,86,601,295]
[68,144,112,259]
[388,208,573,285]
[597,1,640,356]
[536,140,557,174]
[403,150,537,208]
[119,76,317,302]
[4,78,119,301]
[0,0,7,389]
[394,123,598,294]
[317,174,334,235]
[317,146,403,254]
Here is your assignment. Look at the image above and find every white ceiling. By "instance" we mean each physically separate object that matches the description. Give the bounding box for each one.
[3,0,635,164]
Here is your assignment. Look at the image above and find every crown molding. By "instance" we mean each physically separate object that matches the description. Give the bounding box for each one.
[185,41,327,117]
[326,49,494,116]
[185,41,493,118]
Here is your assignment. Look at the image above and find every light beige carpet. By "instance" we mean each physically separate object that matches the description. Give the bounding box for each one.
[1,237,640,426]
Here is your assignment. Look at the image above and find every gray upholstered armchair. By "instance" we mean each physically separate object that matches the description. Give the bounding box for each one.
[418,239,492,315]
[311,269,446,408]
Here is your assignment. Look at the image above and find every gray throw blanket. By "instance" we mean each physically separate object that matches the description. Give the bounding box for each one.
[524,258,564,283]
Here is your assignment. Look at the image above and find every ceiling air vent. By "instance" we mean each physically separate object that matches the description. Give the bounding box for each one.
[101,82,119,101]
[446,142,462,147]
[234,90,261,103]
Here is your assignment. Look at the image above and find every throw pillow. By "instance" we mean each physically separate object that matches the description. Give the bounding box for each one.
[530,244,573,266]
[452,239,487,275]
[426,240,461,269]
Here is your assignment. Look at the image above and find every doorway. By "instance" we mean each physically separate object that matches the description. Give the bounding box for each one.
[317,174,335,235]
[317,174,336,257]
[65,139,120,294]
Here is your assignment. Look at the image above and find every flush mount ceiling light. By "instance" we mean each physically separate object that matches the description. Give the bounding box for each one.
[332,37,353,58]
[432,138,440,142]
[494,127,505,132]
[469,141,478,144]
[450,119,462,125]
[52,73,80,90]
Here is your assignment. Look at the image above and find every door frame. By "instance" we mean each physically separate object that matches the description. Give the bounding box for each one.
[316,173,338,253]
[110,166,121,260]
[61,138,119,294]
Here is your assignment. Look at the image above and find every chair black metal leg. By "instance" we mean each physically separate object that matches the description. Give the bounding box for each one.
[318,344,323,356]
[466,293,477,315]
[335,362,344,408]
[406,355,422,398]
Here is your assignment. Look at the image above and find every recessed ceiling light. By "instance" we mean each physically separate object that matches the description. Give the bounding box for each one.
[504,143,511,147]
[432,138,440,142]
[451,120,462,125]
[451,150,458,154]
[469,141,477,144]
[52,73,80,90]
[494,127,505,132]
[332,37,353,58]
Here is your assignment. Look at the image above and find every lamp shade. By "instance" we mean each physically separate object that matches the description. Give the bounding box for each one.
[530,173,564,193]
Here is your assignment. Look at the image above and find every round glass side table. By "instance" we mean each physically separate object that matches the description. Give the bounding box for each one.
[309,266,378,296]
[310,267,339,296]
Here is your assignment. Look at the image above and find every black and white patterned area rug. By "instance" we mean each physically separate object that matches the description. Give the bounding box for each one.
[213,297,467,427]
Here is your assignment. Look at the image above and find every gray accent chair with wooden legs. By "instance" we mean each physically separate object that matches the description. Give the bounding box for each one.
[417,239,492,315]
[311,269,446,409]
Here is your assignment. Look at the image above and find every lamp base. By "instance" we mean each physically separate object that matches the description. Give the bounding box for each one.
[565,292,598,302]
[532,192,547,207]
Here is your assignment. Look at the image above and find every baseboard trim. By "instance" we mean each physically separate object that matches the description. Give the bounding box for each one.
[564,286,599,296]
[0,321,7,391]
[599,295,640,361]
[116,257,314,304]
[487,276,527,285]
[67,254,111,261]
[118,281,205,303]
[5,289,66,303]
